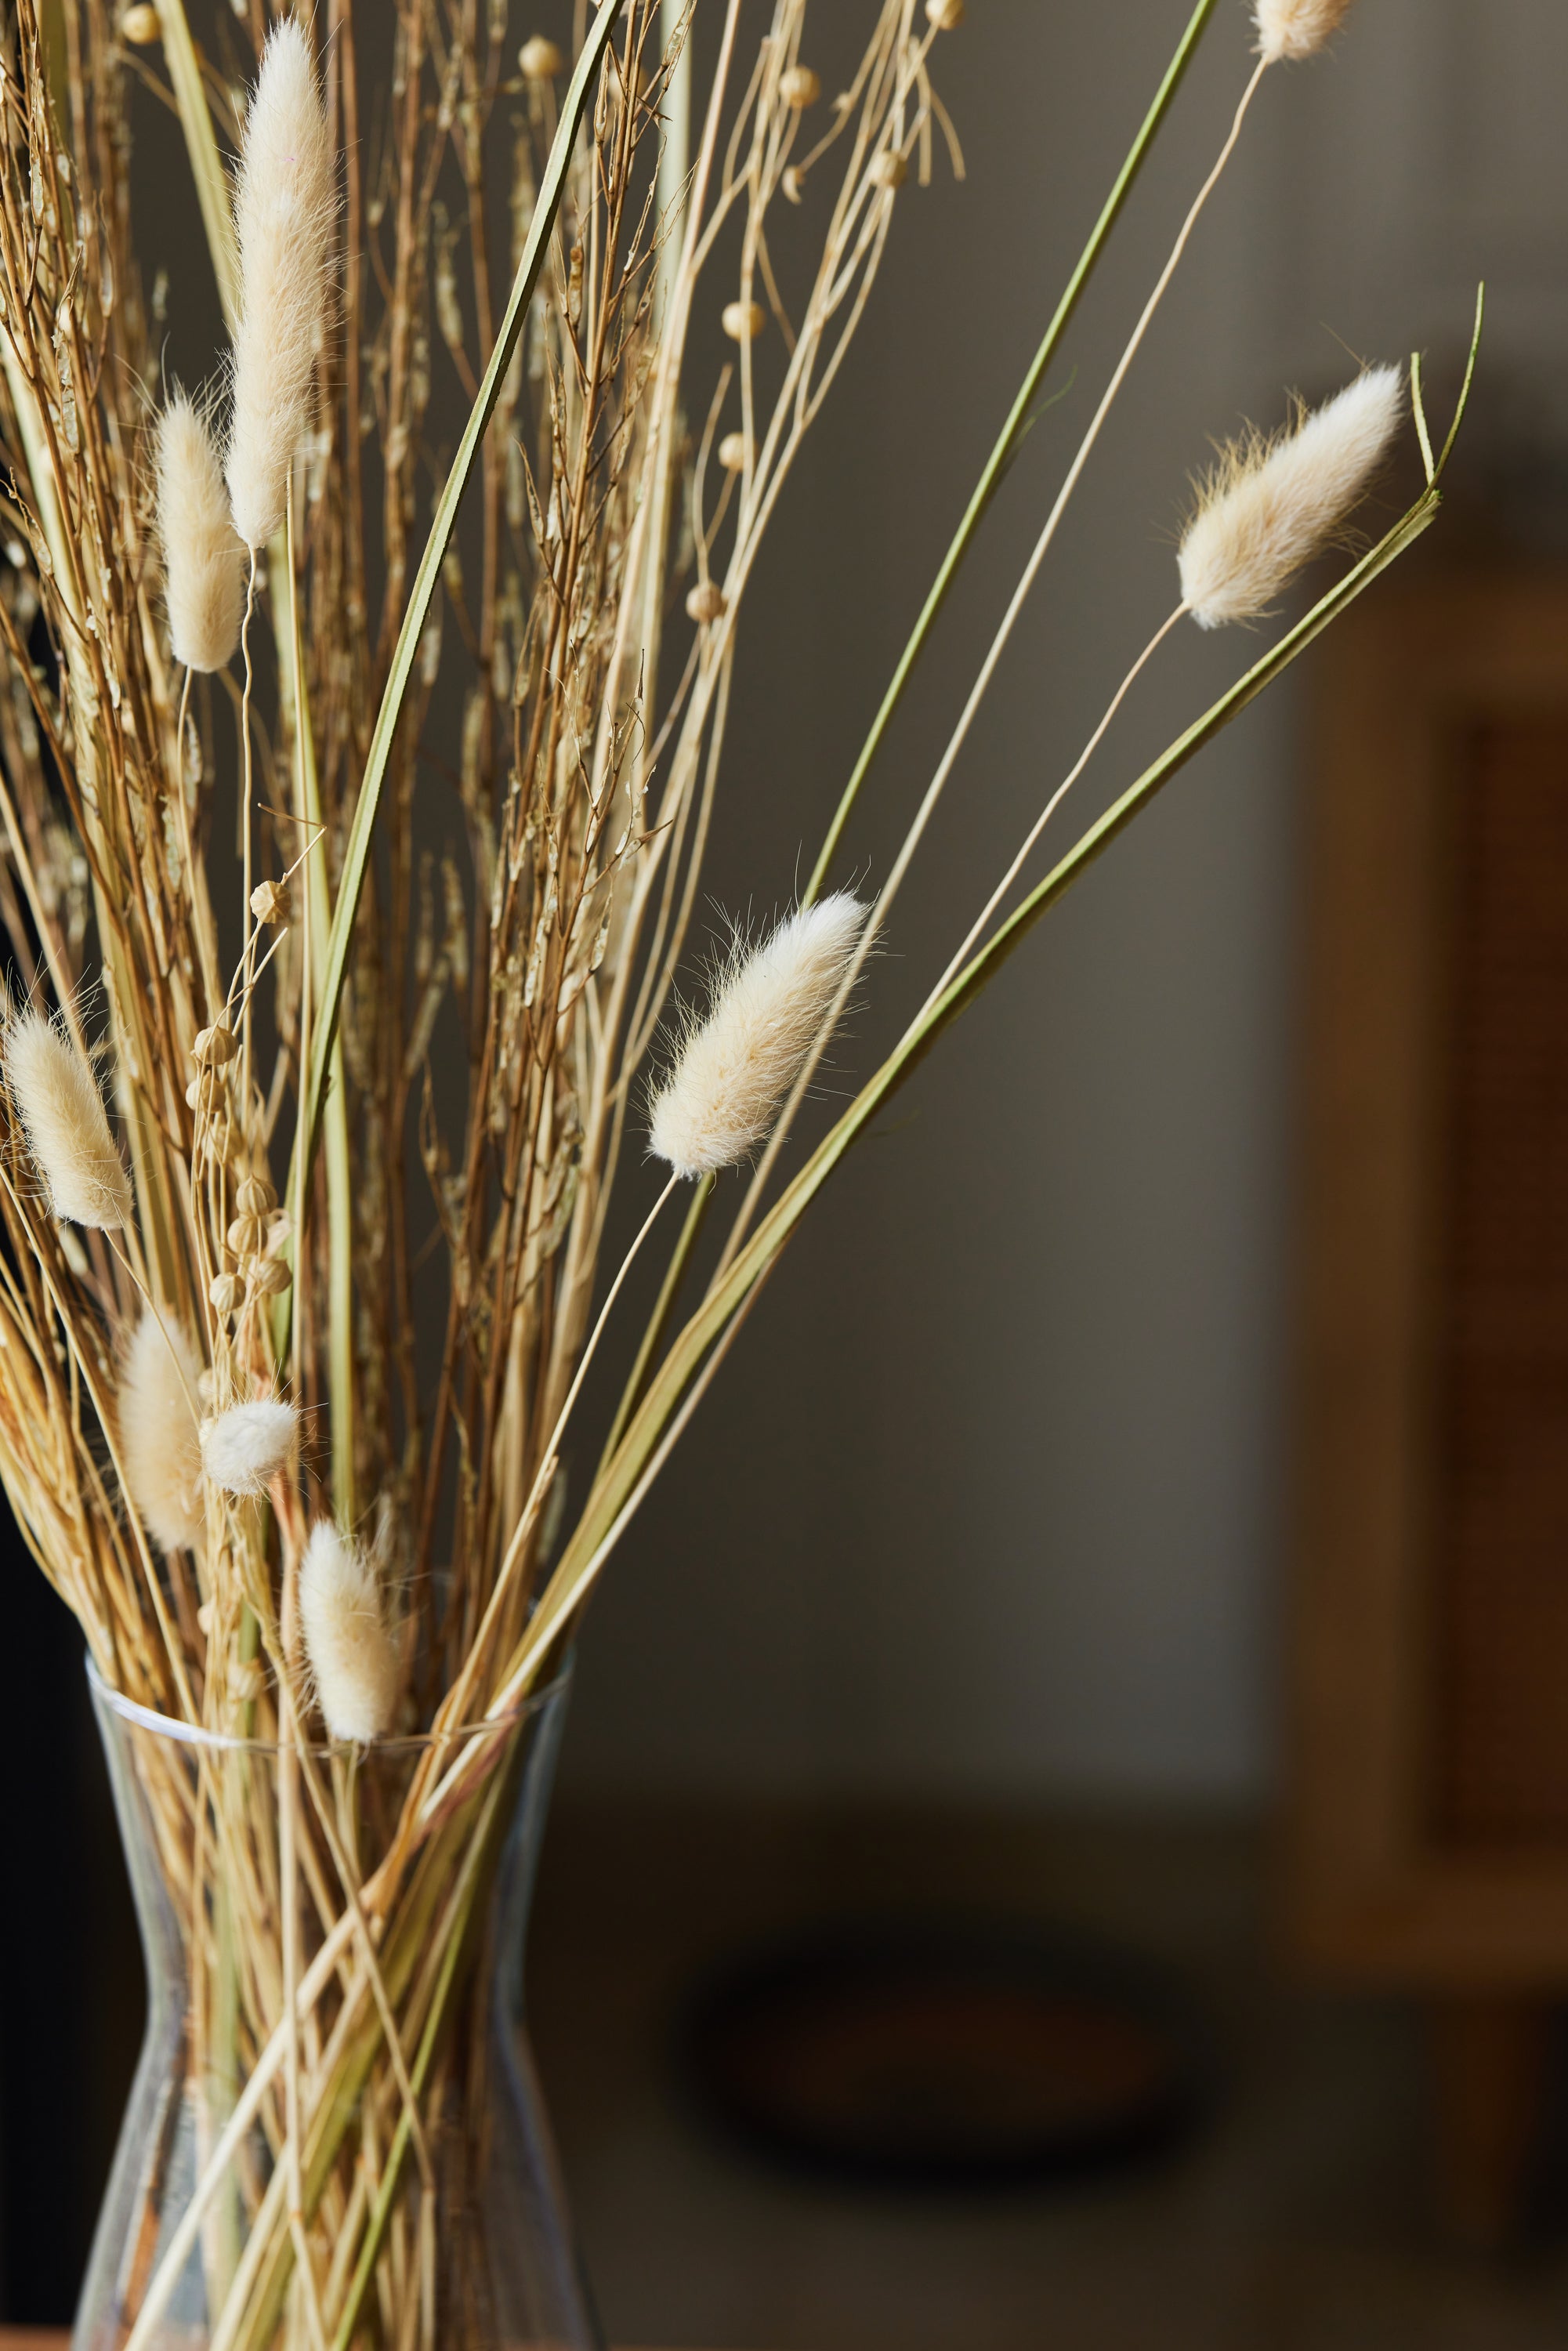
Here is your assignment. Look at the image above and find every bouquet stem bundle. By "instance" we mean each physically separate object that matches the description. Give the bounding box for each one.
[0,0,1474,2339]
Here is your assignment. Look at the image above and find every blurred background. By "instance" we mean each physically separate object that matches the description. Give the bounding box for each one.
[6,0,1568,2343]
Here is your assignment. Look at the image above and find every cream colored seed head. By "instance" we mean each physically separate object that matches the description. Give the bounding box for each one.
[686,581,726,625]
[251,1255,291,1299]
[200,1396,299,1496]
[780,64,821,107]
[1178,365,1403,630]
[1253,0,1356,60]
[225,20,335,549]
[208,1271,245,1317]
[871,150,907,189]
[722,300,766,343]
[227,1212,266,1258]
[717,432,750,473]
[3,1011,133,1230]
[926,0,965,27]
[121,5,160,46]
[519,34,565,78]
[118,1307,205,1554]
[237,1174,277,1215]
[155,392,244,673]
[299,1520,400,1743]
[250,877,291,926]
[649,894,867,1179]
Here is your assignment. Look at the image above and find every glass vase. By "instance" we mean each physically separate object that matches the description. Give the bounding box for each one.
[76,1656,602,2351]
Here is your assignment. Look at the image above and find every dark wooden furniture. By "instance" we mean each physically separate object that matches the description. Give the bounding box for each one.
[1289,571,1568,2244]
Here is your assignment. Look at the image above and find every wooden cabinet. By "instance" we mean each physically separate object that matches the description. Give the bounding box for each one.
[1290,572,1568,2241]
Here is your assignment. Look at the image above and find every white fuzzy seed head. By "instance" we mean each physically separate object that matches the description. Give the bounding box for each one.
[200,1396,299,1495]
[299,1520,400,1743]
[156,392,244,672]
[1254,0,1356,61]
[649,894,867,1180]
[225,20,335,549]
[3,1010,133,1229]
[1178,364,1403,630]
[119,1307,205,1553]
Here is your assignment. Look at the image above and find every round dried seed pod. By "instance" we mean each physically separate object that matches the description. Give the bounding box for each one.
[780,64,820,107]
[208,1270,245,1316]
[193,1021,237,1068]
[519,34,564,78]
[237,1175,277,1216]
[186,1067,227,1114]
[226,1212,266,1259]
[250,1255,292,1298]
[685,581,726,625]
[718,432,750,473]
[722,300,766,343]
[250,878,291,926]
[121,3,160,39]
[870,150,907,189]
[925,0,965,26]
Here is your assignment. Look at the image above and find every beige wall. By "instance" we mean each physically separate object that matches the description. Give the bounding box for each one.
[562,0,1568,1800]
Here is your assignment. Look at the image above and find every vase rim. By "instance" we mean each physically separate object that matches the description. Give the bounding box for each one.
[85,1648,572,1758]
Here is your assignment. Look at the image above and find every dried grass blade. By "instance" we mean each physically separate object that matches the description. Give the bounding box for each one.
[293,0,628,1204]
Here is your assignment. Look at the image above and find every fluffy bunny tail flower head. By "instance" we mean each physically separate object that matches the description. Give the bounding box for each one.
[1178,364,1403,631]
[299,1520,400,1743]
[1255,0,1357,61]
[3,1009,133,1229]
[120,1307,205,1554]
[649,894,867,1179]
[156,392,244,672]
[225,19,335,549]
[201,1396,299,1496]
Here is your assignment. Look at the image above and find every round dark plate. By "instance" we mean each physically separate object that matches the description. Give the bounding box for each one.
[680,1918,1208,2190]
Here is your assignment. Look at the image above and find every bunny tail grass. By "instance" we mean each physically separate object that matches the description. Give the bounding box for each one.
[156,391,244,672]
[225,20,335,549]
[1254,0,1357,63]
[1178,364,1402,629]
[3,1009,133,1229]
[201,1397,299,1496]
[648,895,867,1179]
[299,1520,400,1743]
[120,1307,205,1553]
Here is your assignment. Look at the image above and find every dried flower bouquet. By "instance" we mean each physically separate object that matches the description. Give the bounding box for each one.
[0,0,1476,2340]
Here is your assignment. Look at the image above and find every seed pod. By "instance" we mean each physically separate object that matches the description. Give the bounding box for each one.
[250,1255,291,1298]
[870,150,907,189]
[193,1022,237,1068]
[686,581,726,625]
[250,878,291,926]
[121,5,160,41]
[519,34,563,78]
[226,1212,266,1258]
[926,0,965,26]
[209,1270,245,1315]
[237,1175,277,1215]
[780,64,820,107]
[717,432,750,473]
[186,1067,226,1113]
[722,300,766,343]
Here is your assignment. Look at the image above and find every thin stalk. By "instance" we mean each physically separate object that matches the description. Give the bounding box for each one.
[803,0,1220,903]
[927,600,1187,1005]
[599,1170,714,1473]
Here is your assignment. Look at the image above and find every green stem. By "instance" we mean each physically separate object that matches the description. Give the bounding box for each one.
[508,306,1485,1688]
[802,0,1219,905]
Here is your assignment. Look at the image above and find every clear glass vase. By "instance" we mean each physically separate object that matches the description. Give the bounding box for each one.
[77,1657,602,2351]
